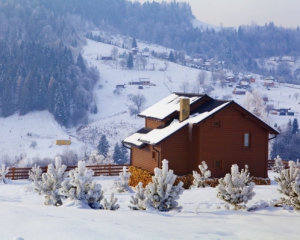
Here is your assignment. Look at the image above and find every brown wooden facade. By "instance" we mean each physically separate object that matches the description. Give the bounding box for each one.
[125,93,279,178]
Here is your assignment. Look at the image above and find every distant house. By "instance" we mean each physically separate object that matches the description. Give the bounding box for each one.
[232,89,246,95]
[226,76,236,82]
[101,56,113,60]
[264,76,275,87]
[131,47,139,55]
[139,78,150,85]
[123,93,279,178]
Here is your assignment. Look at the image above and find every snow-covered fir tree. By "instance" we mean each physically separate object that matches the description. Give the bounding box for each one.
[290,181,300,211]
[28,164,42,182]
[113,143,129,164]
[129,159,184,211]
[33,156,68,205]
[114,166,131,193]
[97,135,109,158]
[129,182,146,210]
[274,161,300,206]
[272,155,285,173]
[103,193,120,210]
[59,161,104,209]
[0,164,9,184]
[192,161,211,188]
[216,164,255,210]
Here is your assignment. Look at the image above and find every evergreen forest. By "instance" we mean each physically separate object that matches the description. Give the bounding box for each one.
[1,0,300,125]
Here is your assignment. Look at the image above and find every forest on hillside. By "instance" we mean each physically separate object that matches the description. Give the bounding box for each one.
[1,0,300,125]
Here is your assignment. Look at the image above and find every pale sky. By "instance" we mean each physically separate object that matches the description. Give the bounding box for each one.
[135,0,300,28]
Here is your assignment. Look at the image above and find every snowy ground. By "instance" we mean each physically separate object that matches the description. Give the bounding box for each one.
[0,171,299,240]
[1,36,300,162]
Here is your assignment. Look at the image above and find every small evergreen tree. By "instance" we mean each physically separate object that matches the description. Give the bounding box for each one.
[33,156,68,205]
[216,164,255,210]
[113,143,122,163]
[129,159,184,211]
[272,155,285,173]
[168,51,175,62]
[274,161,300,206]
[292,118,299,135]
[127,53,134,69]
[115,166,131,193]
[0,164,9,184]
[28,164,42,182]
[59,161,105,209]
[132,38,137,48]
[192,161,211,188]
[76,53,86,73]
[97,135,109,158]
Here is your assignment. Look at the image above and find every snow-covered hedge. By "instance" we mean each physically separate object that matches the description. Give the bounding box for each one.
[0,164,9,184]
[192,161,211,188]
[216,164,255,210]
[33,156,68,205]
[129,159,184,211]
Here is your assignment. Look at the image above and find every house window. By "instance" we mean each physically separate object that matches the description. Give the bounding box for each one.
[152,151,156,159]
[212,120,221,128]
[215,160,222,170]
[244,133,251,147]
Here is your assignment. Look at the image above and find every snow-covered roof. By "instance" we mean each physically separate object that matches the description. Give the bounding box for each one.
[138,93,203,120]
[123,133,145,147]
[128,102,230,145]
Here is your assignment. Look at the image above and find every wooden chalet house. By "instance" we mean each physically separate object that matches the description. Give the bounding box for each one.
[123,93,279,178]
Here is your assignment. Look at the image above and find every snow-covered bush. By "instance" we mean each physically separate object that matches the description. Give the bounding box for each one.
[216,164,255,210]
[192,161,211,188]
[129,159,184,211]
[114,166,131,193]
[59,161,105,209]
[28,164,42,182]
[0,164,9,184]
[274,161,300,206]
[272,155,285,173]
[129,182,146,210]
[103,193,120,210]
[33,156,68,205]
[290,181,300,211]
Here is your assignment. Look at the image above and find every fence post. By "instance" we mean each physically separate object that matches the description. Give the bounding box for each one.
[109,164,111,176]
[12,167,15,180]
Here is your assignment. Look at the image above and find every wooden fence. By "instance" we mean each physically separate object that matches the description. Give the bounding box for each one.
[6,164,130,180]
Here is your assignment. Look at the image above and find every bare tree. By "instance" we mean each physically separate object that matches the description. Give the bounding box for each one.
[197,71,207,86]
[220,79,227,89]
[294,92,300,100]
[119,59,126,69]
[179,80,190,93]
[111,47,119,68]
[140,56,148,70]
[127,93,147,113]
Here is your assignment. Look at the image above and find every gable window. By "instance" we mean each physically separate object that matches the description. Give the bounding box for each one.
[215,160,222,170]
[244,133,251,147]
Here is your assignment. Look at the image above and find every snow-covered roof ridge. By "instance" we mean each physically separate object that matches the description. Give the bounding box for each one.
[138,92,205,120]
[138,101,231,145]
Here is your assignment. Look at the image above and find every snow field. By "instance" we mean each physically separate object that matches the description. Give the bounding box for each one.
[0,171,299,240]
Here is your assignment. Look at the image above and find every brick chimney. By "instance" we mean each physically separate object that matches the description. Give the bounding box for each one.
[179,98,190,122]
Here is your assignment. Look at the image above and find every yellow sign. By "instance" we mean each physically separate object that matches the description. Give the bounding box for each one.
[56,139,71,145]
